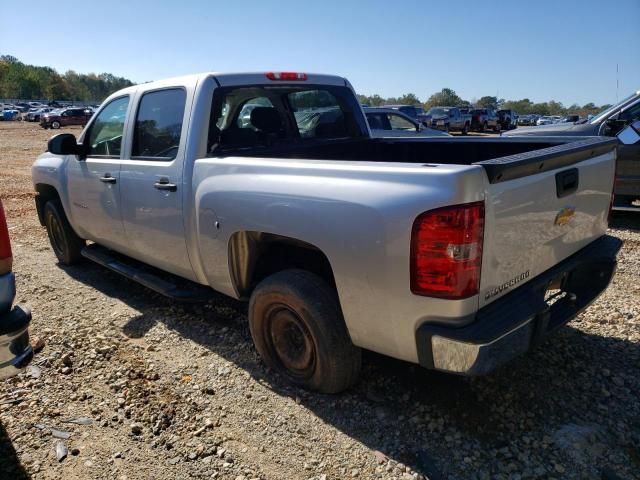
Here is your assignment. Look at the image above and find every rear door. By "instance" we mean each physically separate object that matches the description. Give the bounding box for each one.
[119,87,194,279]
[66,96,130,249]
[478,140,616,307]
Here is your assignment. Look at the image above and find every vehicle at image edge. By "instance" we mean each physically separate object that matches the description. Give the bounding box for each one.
[504,90,640,211]
[40,107,92,129]
[497,109,518,130]
[33,71,620,393]
[0,200,33,379]
[364,107,450,137]
[424,107,471,134]
[470,108,501,132]
[27,107,53,122]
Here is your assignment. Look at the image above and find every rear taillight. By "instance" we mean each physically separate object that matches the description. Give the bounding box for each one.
[265,72,308,81]
[410,202,484,299]
[0,200,13,274]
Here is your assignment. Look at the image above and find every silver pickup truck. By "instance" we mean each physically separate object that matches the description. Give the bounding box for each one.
[32,72,621,393]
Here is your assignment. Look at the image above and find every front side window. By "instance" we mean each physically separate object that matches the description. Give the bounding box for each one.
[387,113,415,130]
[86,96,129,158]
[132,88,186,160]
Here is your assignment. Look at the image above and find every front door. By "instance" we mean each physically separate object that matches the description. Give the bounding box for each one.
[66,96,130,250]
[119,87,194,280]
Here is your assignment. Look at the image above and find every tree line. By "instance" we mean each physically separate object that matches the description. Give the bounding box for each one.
[0,55,134,103]
[357,88,612,117]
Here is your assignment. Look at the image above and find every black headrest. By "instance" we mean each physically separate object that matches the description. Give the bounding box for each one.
[250,107,282,133]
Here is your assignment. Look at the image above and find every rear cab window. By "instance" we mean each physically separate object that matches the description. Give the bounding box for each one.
[208,84,367,155]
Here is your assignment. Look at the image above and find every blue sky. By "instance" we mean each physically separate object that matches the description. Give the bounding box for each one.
[2,0,639,106]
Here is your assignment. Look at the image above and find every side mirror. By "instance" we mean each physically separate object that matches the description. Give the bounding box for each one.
[604,118,628,136]
[618,121,640,145]
[48,133,83,157]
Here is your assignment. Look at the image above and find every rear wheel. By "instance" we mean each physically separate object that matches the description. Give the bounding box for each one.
[44,200,85,265]
[462,123,469,135]
[249,269,361,393]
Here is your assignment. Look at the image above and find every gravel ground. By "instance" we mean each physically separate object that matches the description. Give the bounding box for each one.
[0,121,639,480]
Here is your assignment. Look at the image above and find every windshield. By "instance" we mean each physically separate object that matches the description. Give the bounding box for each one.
[590,92,638,124]
[427,108,449,116]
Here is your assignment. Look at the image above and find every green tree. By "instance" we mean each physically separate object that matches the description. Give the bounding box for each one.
[397,93,421,105]
[424,88,463,108]
[476,96,498,109]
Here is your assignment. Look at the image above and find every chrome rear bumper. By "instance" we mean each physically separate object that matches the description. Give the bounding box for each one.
[415,235,622,375]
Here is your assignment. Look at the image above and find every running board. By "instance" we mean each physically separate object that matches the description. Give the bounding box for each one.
[81,244,214,303]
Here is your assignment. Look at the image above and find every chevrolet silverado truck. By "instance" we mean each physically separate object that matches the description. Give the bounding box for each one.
[32,72,621,393]
[503,91,640,211]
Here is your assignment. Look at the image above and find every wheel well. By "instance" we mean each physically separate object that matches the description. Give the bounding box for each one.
[34,184,60,225]
[229,231,336,299]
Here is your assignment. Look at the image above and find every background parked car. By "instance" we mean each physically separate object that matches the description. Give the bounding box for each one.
[40,107,92,129]
[424,106,471,134]
[536,116,554,126]
[27,107,52,122]
[558,114,580,123]
[471,108,500,132]
[497,109,518,130]
[381,104,424,120]
[364,107,450,137]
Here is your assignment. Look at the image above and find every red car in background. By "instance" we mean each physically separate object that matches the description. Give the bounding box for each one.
[40,107,93,129]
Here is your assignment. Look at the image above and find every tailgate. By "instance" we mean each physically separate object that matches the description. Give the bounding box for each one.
[476,137,617,308]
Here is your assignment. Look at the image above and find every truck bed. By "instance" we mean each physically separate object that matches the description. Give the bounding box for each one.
[213,136,616,183]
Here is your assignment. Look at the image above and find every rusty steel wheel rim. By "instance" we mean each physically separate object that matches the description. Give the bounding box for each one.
[265,304,316,379]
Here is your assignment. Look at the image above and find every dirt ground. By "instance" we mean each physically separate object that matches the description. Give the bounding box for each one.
[0,121,639,480]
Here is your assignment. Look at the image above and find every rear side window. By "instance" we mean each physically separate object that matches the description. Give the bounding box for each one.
[86,96,129,158]
[132,88,186,160]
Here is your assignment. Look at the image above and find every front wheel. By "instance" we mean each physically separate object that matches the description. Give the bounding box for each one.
[249,269,361,393]
[51,120,61,129]
[44,200,85,265]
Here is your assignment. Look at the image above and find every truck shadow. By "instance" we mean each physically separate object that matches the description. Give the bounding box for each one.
[61,263,640,479]
[0,420,30,479]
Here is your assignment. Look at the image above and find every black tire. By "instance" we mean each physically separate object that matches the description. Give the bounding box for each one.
[481,121,488,133]
[494,123,502,133]
[249,269,361,393]
[444,123,450,133]
[44,200,85,265]
[51,120,61,129]
[462,123,469,135]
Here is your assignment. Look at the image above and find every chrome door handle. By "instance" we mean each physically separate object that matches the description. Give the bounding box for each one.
[154,180,177,192]
[99,175,116,184]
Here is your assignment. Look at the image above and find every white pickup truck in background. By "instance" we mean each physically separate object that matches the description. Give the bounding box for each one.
[32,72,621,392]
